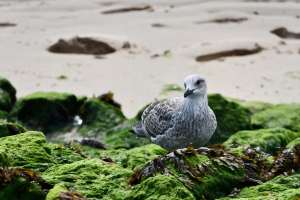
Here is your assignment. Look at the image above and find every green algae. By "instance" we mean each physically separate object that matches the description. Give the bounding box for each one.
[78,98,125,138]
[0,131,83,171]
[84,144,167,170]
[127,175,195,200]
[286,137,300,150]
[219,173,300,200]
[251,104,300,132]
[42,159,132,200]
[0,76,16,112]
[46,183,68,200]
[10,92,79,133]
[224,128,300,155]
[0,120,27,137]
[104,119,150,149]
[208,94,252,144]
[131,148,245,200]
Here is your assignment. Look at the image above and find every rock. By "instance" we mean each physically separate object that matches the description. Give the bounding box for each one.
[104,119,150,149]
[10,92,80,133]
[251,104,300,132]
[78,98,126,138]
[208,94,252,144]
[0,76,16,112]
[48,37,116,55]
[0,120,27,137]
[0,131,83,171]
[224,128,300,155]
[85,143,166,170]
[219,173,300,200]
[126,175,195,200]
[42,159,132,199]
[129,147,245,200]
[0,167,49,200]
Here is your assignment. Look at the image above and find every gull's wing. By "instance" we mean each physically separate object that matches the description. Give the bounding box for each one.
[142,97,182,138]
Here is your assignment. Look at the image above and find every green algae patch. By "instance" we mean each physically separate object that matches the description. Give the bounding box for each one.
[251,104,300,132]
[230,99,273,114]
[104,119,150,149]
[219,173,300,200]
[0,120,27,137]
[286,138,300,150]
[224,128,300,154]
[78,98,126,138]
[127,174,195,200]
[0,131,83,171]
[130,147,245,200]
[42,159,132,199]
[10,92,79,133]
[46,183,68,200]
[85,144,167,170]
[0,76,16,112]
[208,94,251,144]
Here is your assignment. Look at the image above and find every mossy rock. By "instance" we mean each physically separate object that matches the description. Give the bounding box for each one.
[224,128,300,155]
[0,76,16,112]
[131,148,245,200]
[10,92,80,133]
[229,99,273,114]
[126,175,195,200]
[84,144,167,170]
[208,94,252,144]
[0,176,46,200]
[104,119,150,149]
[0,131,83,171]
[0,120,27,137]
[78,98,126,138]
[219,173,300,200]
[251,104,300,132]
[46,183,68,200]
[286,137,300,150]
[42,159,132,199]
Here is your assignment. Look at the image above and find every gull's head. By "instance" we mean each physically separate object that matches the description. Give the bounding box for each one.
[183,74,207,99]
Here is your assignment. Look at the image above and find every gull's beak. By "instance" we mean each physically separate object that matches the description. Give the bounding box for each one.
[184,89,194,98]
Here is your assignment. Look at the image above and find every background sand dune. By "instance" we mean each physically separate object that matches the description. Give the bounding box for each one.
[0,0,300,117]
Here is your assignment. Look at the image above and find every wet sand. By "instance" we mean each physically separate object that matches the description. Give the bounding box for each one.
[1,0,300,117]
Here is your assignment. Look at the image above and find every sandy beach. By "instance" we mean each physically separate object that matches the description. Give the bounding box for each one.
[1,0,300,117]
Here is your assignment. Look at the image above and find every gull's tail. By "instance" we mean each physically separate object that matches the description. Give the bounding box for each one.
[132,121,147,137]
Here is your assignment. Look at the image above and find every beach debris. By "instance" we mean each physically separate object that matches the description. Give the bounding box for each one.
[0,22,16,27]
[57,75,68,80]
[271,27,300,39]
[196,17,248,24]
[48,37,116,55]
[102,5,153,14]
[195,44,263,62]
[80,138,106,149]
[98,91,121,109]
[151,23,166,28]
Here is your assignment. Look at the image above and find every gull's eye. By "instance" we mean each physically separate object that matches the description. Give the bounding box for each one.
[195,80,201,85]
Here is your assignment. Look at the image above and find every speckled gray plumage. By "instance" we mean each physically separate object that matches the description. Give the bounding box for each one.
[134,95,217,151]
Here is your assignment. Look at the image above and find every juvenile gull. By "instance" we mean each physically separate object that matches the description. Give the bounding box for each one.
[133,74,217,150]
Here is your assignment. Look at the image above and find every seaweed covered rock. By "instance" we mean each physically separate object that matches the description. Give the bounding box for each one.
[127,175,195,200]
[130,147,246,200]
[78,98,126,137]
[219,173,300,200]
[251,104,300,132]
[0,120,26,137]
[208,94,251,144]
[84,144,166,170]
[104,119,150,149]
[0,168,50,200]
[42,159,132,199]
[224,128,300,155]
[10,92,80,132]
[0,76,16,112]
[0,131,83,171]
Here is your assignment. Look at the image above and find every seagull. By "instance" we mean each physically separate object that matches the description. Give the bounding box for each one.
[133,74,217,150]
